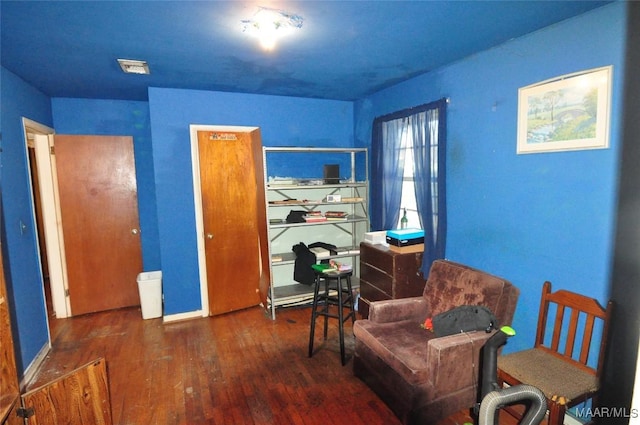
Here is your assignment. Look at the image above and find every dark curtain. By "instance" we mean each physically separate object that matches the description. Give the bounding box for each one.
[370,98,447,273]
[371,116,406,230]
[411,99,447,273]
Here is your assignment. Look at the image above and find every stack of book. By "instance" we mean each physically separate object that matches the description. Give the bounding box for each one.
[335,263,353,272]
[303,211,327,222]
[312,261,353,274]
[325,211,348,221]
[309,246,332,259]
[329,259,352,272]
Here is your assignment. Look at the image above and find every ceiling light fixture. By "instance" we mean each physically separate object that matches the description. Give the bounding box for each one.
[241,7,303,51]
[117,59,150,75]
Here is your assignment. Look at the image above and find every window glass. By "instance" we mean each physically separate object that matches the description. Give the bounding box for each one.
[397,129,419,229]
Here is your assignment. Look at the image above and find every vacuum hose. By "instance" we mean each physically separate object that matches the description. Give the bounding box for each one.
[476,326,547,425]
[479,384,547,425]
[480,326,514,399]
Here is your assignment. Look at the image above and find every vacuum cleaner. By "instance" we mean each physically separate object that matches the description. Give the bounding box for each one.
[472,326,548,425]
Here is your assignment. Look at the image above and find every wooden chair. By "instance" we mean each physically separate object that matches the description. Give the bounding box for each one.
[497,281,613,425]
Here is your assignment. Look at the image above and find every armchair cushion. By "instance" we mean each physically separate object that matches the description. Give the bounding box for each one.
[368,296,427,324]
[423,260,515,320]
[356,319,496,388]
[355,318,436,386]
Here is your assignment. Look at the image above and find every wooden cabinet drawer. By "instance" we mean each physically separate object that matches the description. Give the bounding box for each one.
[359,280,392,319]
[393,256,425,298]
[358,297,370,319]
[360,242,395,274]
[360,280,391,304]
[360,263,392,297]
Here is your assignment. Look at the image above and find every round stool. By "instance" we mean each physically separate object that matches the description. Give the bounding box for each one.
[308,269,356,365]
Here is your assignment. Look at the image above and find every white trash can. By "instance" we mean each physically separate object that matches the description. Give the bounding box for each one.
[137,271,162,319]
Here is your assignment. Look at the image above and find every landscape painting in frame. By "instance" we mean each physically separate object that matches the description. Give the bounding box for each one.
[517,66,612,154]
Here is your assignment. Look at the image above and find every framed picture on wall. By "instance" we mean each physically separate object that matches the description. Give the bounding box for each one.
[517,66,612,154]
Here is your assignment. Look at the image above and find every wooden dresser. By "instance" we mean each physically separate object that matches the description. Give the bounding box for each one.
[358,242,425,318]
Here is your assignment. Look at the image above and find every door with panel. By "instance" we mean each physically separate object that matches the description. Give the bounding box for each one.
[54,135,143,316]
[194,127,270,316]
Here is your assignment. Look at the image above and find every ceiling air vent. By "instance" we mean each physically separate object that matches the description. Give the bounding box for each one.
[117,59,150,75]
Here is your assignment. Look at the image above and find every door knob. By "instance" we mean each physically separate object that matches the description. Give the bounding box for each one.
[131,228,140,235]
[206,233,214,240]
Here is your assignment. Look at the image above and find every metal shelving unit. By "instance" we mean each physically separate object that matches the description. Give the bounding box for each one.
[263,147,369,318]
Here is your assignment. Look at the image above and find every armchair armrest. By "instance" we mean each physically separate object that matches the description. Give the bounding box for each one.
[426,330,496,394]
[368,297,427,323]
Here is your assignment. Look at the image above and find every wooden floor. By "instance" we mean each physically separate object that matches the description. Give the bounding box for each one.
[31,304,521,425]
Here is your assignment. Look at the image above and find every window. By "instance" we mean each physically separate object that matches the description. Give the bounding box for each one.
[394,113,430,230]
[371,98,447,272]
[393,111,440,232]
[399,140,418,228]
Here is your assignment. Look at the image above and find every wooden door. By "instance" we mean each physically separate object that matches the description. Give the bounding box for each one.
[196,128,270,316]
[20,358,112,425]
[54,135,142,316]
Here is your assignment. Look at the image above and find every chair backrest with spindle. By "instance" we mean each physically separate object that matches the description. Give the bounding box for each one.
[534,281,613,378]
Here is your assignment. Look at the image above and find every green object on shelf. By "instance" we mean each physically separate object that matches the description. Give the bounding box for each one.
[311,264,332,272]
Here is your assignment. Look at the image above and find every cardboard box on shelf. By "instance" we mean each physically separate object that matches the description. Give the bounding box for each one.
[388,243,424,254]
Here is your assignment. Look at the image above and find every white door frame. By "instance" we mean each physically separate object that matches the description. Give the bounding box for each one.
[22,118,71,319]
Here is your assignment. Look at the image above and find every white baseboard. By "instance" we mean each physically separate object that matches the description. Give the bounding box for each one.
[162,309,206,323]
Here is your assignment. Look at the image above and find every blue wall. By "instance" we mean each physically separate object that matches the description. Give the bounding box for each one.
[51,98,161,271]
[148,88,353,315]
[0,67,52,375]
[355,3,625,353]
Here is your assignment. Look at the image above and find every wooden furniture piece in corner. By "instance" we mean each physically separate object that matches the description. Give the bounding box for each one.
[497,281,613,425]
[0,240,21,425]
[358,242,425,318]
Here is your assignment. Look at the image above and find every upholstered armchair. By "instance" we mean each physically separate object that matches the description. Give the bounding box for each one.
[353,259,519,425]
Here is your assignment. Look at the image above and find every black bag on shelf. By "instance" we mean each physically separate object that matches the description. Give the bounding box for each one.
[286,210,307,223]
[292,242,316,285]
